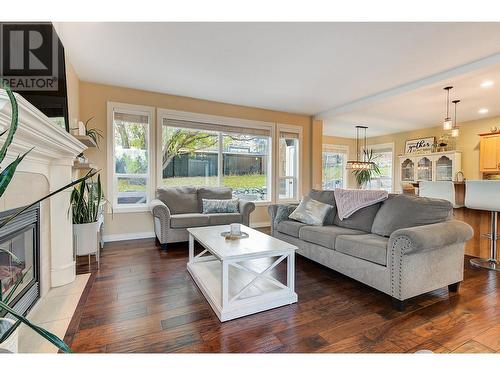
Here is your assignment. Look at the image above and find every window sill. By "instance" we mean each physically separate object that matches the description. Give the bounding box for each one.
[111,205,151,214]
[276,199,300,205]
[253,201,272,207]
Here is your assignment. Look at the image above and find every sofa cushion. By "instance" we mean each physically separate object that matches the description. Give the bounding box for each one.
[170,213,210,228]
[289,196,334,225]
[371,194,453,237]
[333,203,381,233]
[298,225,366,250]
[277,220,307,238]
[335,234,389,266]
[207,213,242,226]
[198,187,233,212]
[309,189,337,225]
[157,186,198,214]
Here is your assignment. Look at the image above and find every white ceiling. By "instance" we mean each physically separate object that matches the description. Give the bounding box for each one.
[56,22,500,135]
[323,64,500,137]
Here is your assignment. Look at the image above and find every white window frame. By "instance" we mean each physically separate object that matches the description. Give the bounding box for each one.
[157,108,274,205]
[276,123,303,204]
[322,144,349,189]
[107,102,155,213]
[364,142,395,192]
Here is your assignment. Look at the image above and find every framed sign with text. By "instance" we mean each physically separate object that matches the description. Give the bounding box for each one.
[404,137,435,154]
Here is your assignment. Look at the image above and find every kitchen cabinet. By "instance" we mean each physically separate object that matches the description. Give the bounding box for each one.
[479,133,500,173]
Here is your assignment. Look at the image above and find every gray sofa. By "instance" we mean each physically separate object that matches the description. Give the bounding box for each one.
[268,190,474,310]
[150,186,255,251]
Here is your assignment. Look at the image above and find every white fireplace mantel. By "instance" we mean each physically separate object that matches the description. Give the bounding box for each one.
[0,89,86,287]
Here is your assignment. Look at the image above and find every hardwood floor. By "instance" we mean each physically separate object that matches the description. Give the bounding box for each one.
[66,232,500,353]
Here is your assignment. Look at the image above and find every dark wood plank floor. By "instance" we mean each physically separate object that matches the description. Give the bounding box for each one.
[66,231,500,353]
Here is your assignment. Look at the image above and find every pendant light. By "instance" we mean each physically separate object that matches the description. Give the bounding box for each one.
[346,125,375,170]
[443,86,453,130]
[451,99,460,138]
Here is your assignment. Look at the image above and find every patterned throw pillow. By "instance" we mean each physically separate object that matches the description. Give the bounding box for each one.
[289,196,334,225]
[202,198,239,214]
[274,204,298,228]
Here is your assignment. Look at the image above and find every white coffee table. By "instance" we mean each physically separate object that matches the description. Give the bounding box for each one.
[187,224,298,322]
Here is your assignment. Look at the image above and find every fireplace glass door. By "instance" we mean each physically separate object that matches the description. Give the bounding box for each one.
[0,226,36,304]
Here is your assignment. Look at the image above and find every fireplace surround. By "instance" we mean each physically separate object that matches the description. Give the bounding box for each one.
[0,89,86,296]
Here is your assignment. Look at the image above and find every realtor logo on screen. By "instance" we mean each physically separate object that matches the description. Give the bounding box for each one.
[0,23,59,91]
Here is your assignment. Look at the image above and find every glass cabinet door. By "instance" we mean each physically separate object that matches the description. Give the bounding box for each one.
[401,158,415,181]
[417,157,432,181]
[436,155,453,181]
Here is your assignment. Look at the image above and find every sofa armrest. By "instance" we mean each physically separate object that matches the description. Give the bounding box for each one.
[150,199,171,221]
[388,220,473,301]
[239,200,256,226]
[389,220,473,255]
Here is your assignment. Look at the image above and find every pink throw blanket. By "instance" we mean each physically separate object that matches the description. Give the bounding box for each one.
[334,188,388,220]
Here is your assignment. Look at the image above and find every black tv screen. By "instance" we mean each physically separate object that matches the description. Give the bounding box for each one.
[0,22,69,131]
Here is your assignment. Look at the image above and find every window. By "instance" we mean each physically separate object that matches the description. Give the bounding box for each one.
[365,143,394,192]
[322,145,348,189]
[160,114,272,202]
[278,128,301,201]
[108,103,154,211]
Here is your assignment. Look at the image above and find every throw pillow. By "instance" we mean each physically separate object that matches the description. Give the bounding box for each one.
[289,196,333,226]
[274,204,298,228]
[202,198,239,214]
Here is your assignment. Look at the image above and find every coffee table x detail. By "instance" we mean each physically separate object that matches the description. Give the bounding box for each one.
[187,225,298,322]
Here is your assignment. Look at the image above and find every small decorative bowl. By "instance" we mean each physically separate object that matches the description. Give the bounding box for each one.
[220,231,249,240]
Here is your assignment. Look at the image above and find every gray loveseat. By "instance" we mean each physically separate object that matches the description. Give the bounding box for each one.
[268,190,473,310]
[150,186,255,251]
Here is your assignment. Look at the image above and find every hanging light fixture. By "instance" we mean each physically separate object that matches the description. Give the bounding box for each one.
[346,125,375,170]
[451,99,460,137]
[443,86,453,130]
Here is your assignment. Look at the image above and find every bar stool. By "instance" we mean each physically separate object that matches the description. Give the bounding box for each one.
[465,180,500,271]
[419,181,461,208]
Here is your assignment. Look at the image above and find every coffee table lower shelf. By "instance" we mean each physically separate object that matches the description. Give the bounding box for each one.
[188,259,298,322]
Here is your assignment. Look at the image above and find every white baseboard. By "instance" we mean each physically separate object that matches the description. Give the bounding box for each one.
[250,221,271,228]
[103,231,155,243]
[104,223,270,243]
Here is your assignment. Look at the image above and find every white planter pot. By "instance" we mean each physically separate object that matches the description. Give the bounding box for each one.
[73,221,99,256]
[0,318,18,353]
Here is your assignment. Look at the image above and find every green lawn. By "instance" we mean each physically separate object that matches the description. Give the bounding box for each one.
[118,174,267,193]
[162,174,267,189]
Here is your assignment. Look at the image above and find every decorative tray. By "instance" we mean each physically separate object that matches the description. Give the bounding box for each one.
[220,231,249,240]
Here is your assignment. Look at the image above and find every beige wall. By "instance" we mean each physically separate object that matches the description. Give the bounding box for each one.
[311,120,323,189]
[65,57,80,130]
[322,135,359,188]
[78,81,313,237]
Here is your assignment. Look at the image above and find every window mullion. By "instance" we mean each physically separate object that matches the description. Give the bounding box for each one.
[218,132,223,187]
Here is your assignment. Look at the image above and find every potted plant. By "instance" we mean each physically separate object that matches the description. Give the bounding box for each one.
[71,174,106,259]
[352,149,382,189]
[0,82,95,353]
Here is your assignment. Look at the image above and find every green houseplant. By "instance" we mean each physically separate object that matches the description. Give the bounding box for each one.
[83,116,103,148]
[0,82,96,353]
[352,149,382,188]
[71,174,108,260]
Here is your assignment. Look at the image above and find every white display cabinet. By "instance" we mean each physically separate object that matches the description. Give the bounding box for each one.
[399,151,461,185]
